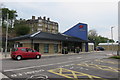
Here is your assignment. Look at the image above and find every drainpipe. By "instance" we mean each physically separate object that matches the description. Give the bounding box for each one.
[31,38,33,49]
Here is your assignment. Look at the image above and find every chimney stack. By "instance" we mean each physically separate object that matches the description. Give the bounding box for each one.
[38,16,42,19]
[32,16,35,20]
[47,18,50,21]
[43,16,46,20]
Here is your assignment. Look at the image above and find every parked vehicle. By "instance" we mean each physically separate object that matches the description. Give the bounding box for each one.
[95,47,105,51]
[11,47,41,60]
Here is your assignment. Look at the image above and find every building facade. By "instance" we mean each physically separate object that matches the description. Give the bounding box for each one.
[26,16,58,34]
[9,23,89,54]
[10,31,86,54]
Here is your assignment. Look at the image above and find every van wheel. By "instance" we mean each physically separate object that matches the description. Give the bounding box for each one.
[16,56,22,60]
[36,55,41,59]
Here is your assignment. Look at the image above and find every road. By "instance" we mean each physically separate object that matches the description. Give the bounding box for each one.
[1,51,120,80]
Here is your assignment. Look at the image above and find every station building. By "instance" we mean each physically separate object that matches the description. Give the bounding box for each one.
[9,22,89,54]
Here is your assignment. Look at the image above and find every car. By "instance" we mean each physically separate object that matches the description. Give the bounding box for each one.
[11,47,42,60]
[95,47,105,51]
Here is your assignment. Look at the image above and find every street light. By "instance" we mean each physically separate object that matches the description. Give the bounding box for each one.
[5,13,9,57]
[111,27,114,54]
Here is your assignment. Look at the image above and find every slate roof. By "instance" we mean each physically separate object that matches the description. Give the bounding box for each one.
[9,31,87,42]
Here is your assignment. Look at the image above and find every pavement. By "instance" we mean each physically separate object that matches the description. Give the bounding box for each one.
[0,51,118,60]
[0,52,92,60]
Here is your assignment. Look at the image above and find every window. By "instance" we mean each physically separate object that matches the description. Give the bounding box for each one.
[48,29,51,32]
[54,44,58,53]
[44,44,49,53]
[38,28,42,31]
[38,20,42,22]
[21,49,27,52]
[26,48,33,52]
[52,26,55,29]
[12,48,18,52]
[38,24,42,26]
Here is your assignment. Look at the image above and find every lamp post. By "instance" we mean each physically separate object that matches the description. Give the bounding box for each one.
[5,13,9,57]
[111,27,114,54]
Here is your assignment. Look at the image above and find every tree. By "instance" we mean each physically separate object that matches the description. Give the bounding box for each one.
[2,8,18,28]
[88,29,98,37]
[88,29,114,47]
[2,8,17,20]
[15,26,30,36]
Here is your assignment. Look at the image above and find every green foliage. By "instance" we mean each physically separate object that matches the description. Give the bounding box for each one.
[2,8,17,20]
[110,56,120,59]
[15,23,30,36]
[88,29,114,46]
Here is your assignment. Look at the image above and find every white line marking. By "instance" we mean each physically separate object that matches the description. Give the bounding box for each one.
[68,57,81,59]
[0,72,8,78]
[77,57,81,59]
[4,59,81,72]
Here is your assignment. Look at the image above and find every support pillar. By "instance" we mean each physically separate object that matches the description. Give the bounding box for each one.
[85,42,88,52]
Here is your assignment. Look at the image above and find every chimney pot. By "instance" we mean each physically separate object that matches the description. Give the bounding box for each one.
[38,16,42,19]
[43,16,46,20]
[47,18,50,21]
[32,16,35,20]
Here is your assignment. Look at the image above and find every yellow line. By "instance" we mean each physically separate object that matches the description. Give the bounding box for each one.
[59,68,62,74]
[48,68,107,80]
[77,63,119,72]
[71,71,78,79]
[48,69,72,78]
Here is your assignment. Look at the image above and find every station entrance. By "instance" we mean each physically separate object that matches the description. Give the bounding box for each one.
[62,41,83,53]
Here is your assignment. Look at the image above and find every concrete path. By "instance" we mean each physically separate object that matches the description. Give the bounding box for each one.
[0,52,92,60]
[0,51,118,60]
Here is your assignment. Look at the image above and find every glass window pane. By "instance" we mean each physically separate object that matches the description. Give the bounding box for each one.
[54,44,58,53]
[44,44,49,53]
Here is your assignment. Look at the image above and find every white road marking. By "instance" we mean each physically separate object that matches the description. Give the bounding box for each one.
[80,67,83,69]
[28,74,48,80]
[84,61,89,62]
[77,57,81,59]
[10,69,45,77]
[68,57,81,59]
[58,64,75,68]
[0,72,8,78]
[70,67,74,69]
[4,59,81,72]
[86,69,89,70]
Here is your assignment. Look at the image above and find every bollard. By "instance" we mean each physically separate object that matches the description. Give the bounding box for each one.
[75,49,77,53]
[117,51,120,56]
[64,49,65,54]
[1,48,3,54]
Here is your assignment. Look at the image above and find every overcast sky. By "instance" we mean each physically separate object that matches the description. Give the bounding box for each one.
[1,0,119,41]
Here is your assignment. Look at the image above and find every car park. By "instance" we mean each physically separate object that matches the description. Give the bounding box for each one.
[11,47,41,60]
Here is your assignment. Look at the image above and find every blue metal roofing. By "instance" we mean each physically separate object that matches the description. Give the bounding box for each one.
[63,23,88,41]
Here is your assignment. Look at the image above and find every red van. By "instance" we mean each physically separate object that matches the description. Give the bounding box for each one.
[11,47,41,60]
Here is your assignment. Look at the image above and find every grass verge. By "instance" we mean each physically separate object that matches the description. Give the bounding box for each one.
[110,55,120,59]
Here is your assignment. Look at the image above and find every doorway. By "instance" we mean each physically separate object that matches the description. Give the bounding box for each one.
[34,43,39,52]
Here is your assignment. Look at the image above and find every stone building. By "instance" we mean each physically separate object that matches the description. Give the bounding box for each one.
[26,16,58,34]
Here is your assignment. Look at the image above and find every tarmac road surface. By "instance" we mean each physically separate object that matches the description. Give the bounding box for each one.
[1,51,120,80]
